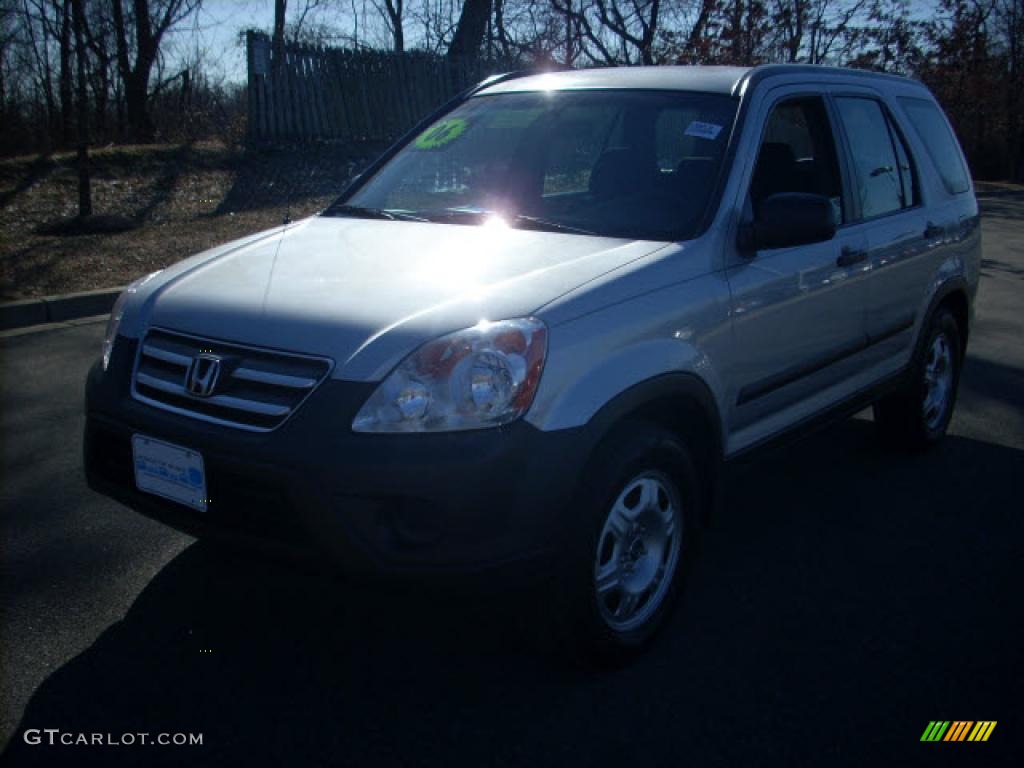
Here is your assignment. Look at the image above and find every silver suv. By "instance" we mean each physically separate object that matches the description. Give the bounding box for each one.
[85,64,979,660]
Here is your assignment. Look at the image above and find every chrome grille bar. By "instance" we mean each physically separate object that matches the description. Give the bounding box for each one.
[231,367,316,389]
[131,328,333,431]
[135,373,292,417]
[141,343,191,367]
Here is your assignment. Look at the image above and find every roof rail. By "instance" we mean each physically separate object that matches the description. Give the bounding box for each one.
[733,63,919,98]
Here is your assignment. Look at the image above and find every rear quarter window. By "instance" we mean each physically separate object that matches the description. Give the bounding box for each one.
[899,97,971,195]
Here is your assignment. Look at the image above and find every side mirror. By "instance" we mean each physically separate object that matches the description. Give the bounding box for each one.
[738,193,837,252]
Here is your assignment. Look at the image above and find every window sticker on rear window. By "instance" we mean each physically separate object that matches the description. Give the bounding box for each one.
[414,118,468,149]
[684,121,723,140]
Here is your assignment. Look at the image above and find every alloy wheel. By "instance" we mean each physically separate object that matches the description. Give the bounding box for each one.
[593,471,683,633]
[922,332,954,431]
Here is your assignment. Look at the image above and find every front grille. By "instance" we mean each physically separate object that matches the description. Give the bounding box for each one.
[131,328,333,431]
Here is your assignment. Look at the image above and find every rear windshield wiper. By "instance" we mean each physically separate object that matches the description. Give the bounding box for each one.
[322,204,427,222]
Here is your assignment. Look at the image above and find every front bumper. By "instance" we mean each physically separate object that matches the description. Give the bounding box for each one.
[85,337,588,576]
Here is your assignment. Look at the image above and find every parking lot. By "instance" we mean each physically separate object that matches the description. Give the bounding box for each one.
[1,192,1021,766]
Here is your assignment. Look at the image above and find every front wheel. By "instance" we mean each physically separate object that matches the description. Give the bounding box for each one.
[551,422,701,664]
[593,470,683,635]
[874,307,962,449]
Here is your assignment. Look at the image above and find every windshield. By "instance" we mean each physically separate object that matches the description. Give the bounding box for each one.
[335,89,738,241]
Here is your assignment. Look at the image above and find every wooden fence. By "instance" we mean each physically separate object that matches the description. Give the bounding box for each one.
[246,32,514,145]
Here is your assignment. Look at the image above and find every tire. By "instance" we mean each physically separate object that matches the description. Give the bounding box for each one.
[550,421,701,665]
[873,307,962,450]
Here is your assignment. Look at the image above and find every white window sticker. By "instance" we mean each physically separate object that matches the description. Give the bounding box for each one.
[685,121,724,140]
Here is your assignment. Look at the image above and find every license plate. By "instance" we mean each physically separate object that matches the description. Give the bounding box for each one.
[132,435,207,513]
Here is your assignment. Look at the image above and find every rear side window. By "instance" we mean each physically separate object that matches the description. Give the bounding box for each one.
[899,97,970,194]
[835,97,911,219]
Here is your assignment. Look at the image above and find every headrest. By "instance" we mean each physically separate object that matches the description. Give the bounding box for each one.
[589,148,647,199]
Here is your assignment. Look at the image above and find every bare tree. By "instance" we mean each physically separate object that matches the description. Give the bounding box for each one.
[0,1,9,108]
[489,0,562,63]
[72,0,90,214]
[596,0,661,64]
[79,0,115,133]
[804,0,867,64]
[110,0,202,141]
[20,0,60,144]
[550,0,662,65]
[680,0,718,62]
[1000,0,1024,177]
[56,0,73,143]
[448,0,490,58]
[291,0,331,40]
[372,0,404,50]
[272,0,286,88]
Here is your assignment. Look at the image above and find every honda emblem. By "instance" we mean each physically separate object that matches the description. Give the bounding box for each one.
[185,353,222,397]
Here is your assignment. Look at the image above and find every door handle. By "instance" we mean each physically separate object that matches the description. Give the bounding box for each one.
[837,246,867,268]
[924,222,943,239]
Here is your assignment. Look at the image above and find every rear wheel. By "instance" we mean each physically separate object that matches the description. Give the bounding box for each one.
[874,307,962,449]
[551,422,701,664]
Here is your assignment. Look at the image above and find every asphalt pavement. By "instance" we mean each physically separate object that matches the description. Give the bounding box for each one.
[1,196,1022,767]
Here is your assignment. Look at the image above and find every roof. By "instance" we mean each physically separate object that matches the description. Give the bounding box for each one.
[477,66,752,96]
[474,64,919,99]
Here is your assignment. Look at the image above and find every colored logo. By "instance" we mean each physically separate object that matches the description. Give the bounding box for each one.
[920,721,996,742]
[414,118,468,149]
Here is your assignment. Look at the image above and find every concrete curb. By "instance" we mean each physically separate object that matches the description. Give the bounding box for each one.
[0,286,124,331]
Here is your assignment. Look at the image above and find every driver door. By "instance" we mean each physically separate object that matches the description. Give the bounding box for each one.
[724,91,869,451]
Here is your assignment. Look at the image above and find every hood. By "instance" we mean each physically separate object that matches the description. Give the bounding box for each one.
[133,216,666,381]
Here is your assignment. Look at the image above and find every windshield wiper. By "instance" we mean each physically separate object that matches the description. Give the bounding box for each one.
[422,208,597,235]
[322,204,427,222]
[422,208,489,222]
[509,215,597,236]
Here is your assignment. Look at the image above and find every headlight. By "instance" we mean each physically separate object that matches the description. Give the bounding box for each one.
[352,318,547,433]
[102,271,161,371]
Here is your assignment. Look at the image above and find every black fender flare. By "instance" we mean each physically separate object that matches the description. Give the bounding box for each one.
[919,275,971,354]
[576,372,725,525]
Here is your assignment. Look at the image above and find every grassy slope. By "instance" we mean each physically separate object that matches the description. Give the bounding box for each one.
[0,141,381,300]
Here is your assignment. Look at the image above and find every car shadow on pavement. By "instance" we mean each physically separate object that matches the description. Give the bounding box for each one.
[3,420,1023,767]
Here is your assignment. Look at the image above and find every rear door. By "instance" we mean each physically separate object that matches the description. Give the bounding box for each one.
[724,89,869,447]
[830,92,929,365]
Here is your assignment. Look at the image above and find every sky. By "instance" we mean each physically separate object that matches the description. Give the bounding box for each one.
[172,0,941,88]
[164,0,408,86]
[164,0,275,85]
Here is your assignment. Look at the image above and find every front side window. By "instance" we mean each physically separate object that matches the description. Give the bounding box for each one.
[835,96,914,219]
[749,96,845,224]
[339,90,738,241]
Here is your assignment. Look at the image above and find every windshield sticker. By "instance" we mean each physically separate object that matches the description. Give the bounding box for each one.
[414,118,468,149]
[685,121,724,140]
[490,109,544,129]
